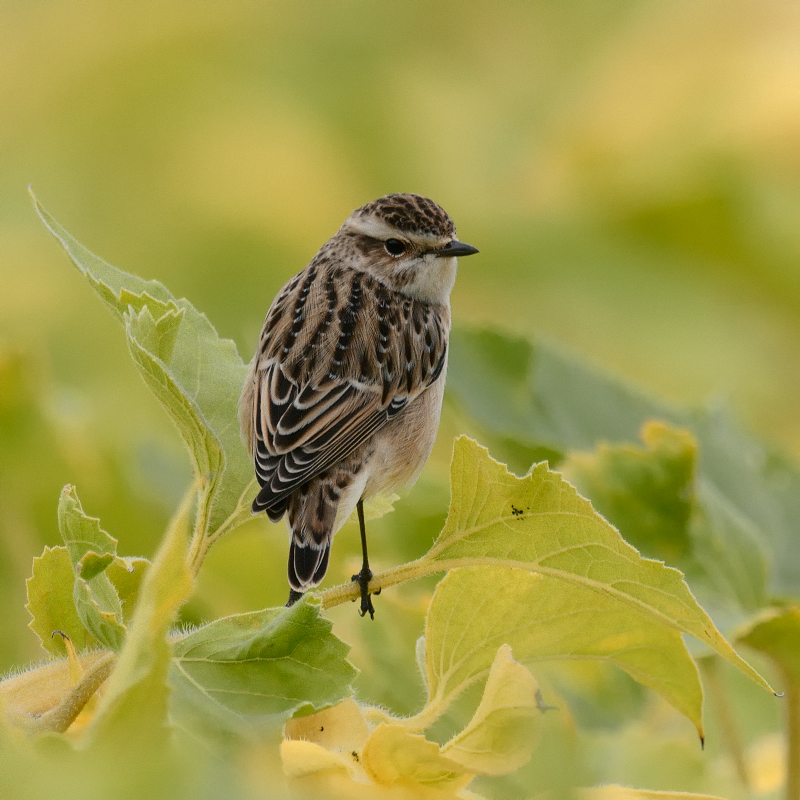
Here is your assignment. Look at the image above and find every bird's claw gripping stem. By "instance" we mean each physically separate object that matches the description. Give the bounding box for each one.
[351,568,376,619]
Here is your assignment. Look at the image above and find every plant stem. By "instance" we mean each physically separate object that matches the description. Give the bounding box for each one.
[701,656,749,789]
[318,556,433,609]
[786,669,800,800]
[187,478,257,576]
[34,652,116,734]
[397,694,449,733]
[185,478,212,575]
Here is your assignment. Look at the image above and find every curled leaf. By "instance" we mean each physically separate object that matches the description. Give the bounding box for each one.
[441,644,540,775]
[362,724,472,792]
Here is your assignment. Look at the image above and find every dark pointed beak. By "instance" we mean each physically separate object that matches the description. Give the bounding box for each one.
[432,240,480,258]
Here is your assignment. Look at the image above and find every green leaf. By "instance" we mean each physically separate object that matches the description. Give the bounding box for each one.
[441,644,541,775]
[422,566,704,738]
[564,421,768,616]
[738,605,800,685]
[58,484,118,565]
[106,557,151,625]
[694,409,800,599]
[448,328,670,456]
[32,193,175,320]
[58,486,126,651]
[78,552,115,581]
[34,193,254,539]
[690,483,768,613]
[85,488,195,749]
[170,596,356,729]
[449,328,791,604]
[565,421,696,563]
[761,452,800,597]
[423,437,772,696]
[124,306,225,507]
[26,546,97,657]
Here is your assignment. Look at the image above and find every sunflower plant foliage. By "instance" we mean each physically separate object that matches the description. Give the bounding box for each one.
[1,195,798,800]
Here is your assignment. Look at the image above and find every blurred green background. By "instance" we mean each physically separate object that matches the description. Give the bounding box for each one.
[2,1,799,795]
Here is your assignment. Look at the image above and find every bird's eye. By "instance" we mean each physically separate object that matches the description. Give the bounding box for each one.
[384,238,407,257]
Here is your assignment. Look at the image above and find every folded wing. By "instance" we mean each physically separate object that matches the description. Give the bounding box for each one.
[239,264,448,516]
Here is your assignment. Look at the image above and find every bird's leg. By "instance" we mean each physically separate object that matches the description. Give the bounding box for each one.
[351,499,376,619]
[285,589,304,607]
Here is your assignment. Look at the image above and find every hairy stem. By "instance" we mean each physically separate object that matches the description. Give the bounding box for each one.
[206,478,258,547]
[187,478,257,576]
[701,657,749,788]
[317,556,434,609]
[398,693,450,733]
[34,652,116,734]
[187,480,212,575]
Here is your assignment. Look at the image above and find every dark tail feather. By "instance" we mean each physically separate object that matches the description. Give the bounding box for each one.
[288,539,331,592]
[285,589,304,607]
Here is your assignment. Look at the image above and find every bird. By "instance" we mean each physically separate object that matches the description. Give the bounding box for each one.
[238,193,478,617]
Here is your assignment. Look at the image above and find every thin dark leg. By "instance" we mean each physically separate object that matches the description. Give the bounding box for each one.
[351,499,376,619]
[285,589,304,607]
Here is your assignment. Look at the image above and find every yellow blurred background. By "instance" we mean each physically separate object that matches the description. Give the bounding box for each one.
[2,0,800,704]
[2,3,799,795]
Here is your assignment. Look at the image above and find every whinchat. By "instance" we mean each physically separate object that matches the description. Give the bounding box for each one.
[239,194,478,617]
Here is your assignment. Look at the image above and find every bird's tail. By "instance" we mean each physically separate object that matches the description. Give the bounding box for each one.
[285,479,338,593]
[287,538,331,593]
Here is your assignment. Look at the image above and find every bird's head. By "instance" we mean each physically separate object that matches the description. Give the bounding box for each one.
[335,193,478,303]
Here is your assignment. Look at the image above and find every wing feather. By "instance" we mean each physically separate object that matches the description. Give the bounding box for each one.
[239,263,449,514]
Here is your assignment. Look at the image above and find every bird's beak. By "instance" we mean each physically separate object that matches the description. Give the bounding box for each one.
[432,240,480,258]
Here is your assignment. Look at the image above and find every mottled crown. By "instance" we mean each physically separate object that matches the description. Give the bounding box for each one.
[351,193,456,239]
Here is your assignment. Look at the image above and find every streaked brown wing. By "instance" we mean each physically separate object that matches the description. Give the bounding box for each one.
[240,263,448,514]
[251,365,398,512]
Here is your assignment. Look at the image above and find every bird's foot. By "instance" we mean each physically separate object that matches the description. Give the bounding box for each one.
[351,568,376,619]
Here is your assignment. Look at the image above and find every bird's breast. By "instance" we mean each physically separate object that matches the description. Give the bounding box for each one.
[362,361,448,500]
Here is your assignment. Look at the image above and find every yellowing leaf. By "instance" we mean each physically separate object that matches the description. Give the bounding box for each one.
[281,701,368,786]
[449,330,783,605]
[423,437,771,696]
[284,698,369,753]
[281,739,355,779]
[280,701,484,799]
[362,492,401,522]
[362,724,471,792]
[422,567,704,738]
[441,644,540,775]
[26,546,97,657]
[0,650,111,728]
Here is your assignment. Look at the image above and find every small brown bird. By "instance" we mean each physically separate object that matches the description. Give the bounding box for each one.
[239,194,478,617]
